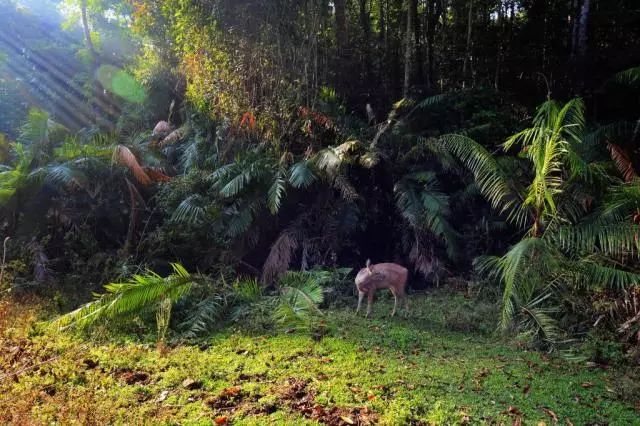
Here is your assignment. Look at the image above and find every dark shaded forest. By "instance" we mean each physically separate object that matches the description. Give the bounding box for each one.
[1,1,640,422]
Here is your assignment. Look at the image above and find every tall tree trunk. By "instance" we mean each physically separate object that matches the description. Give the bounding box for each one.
[403,0,416,97]
[576,0,590,58]
[412,0,423,84]
[439,0,448,91]
[378,0,388,97]
[574,0,590,93]
[81,0,100,123]
[570,0,579,58]
[494,1,504,90]
[425,0,442,90]
[392,0,404,97]
[462,0,473,88]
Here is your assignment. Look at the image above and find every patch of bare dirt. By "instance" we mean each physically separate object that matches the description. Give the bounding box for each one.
[113,367,150,385]
[277,378,377,425]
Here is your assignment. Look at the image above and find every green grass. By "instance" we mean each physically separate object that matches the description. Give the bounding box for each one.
[1,292,638,425]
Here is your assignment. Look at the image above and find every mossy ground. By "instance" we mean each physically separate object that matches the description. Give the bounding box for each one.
[1,292,638,425]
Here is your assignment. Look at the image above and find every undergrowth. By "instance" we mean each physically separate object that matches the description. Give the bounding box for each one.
[1,292,638,425]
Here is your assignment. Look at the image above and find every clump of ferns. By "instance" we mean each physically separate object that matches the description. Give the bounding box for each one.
[50,264,333,343]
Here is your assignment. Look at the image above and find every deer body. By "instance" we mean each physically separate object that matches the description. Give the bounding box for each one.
[355,261,408,317]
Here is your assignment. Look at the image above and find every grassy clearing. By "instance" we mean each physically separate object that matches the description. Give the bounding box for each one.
[1,292,638,425]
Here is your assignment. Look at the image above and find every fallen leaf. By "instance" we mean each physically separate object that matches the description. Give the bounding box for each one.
[581,382,594,388]
[220,386,241,397]
[214,416,228,425]
[340,416,355,425]
[523,384,531,396]
[367,394,377,401]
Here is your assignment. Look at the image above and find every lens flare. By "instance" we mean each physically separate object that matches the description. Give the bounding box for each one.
[96,65,146,104]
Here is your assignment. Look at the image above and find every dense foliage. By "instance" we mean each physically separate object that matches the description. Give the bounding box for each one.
[1,0,640,364]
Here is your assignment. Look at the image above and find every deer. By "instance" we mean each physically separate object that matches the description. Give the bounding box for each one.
[355,259,409,317]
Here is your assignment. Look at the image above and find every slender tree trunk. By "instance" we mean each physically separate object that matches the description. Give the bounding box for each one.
[439,0,448,91]
[494,1,504,90]
[81,0,100,123]
[570,0,579,58]
[403,0,416,97]
[413,0,423,84]
[574,0,590,93]
[392,0,404,97]
[378,0,388,96]
[462,0,473,88]
[425,0,442,90]
[576,0,590,58]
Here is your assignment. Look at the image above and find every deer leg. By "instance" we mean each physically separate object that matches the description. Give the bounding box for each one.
[356,291,365,314]
[366,291,374,318]
[390,289,397,317]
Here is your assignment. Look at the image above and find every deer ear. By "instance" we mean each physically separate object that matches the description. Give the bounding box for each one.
[366,259,373,275]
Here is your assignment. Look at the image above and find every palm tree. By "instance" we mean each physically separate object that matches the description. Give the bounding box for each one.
[436,98,640,342]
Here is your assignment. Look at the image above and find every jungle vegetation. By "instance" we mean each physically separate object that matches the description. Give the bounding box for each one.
[1,0,640,372]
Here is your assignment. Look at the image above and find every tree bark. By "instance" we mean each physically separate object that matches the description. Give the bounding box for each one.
[412,0,423,84]
[403,0,416,97]
[576,0,590,59]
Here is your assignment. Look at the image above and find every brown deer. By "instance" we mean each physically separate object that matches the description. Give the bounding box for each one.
[355,260,409,317]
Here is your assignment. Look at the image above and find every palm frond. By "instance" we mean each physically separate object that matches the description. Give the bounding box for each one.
[273,271,328,329]
[50,263,196,330]
[179,293,226,338]
[225,203,254,237]
[614,66,640,87]
[607,142,636,182]
[171,194,206,224]
[289,161,316,188]
[267,169,287,214]
[113,145,152,186]
[476,238,559,331]
[41,164,89,191]
[437,134,522,223]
